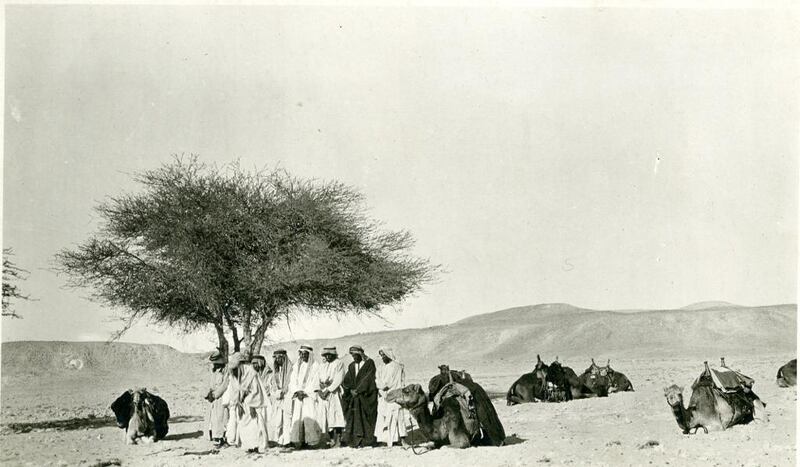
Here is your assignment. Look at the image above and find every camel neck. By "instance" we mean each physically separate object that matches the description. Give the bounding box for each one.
[410,404,435,438]
[670,402,690,432]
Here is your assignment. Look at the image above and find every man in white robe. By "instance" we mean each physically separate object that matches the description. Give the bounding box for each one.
[314,346,347,447]
[267,349,292,447]
[374,347,410,447]
[204,351,229,448]
[250,355,271,451]
[223,352,268,453]
[288,345,321,448]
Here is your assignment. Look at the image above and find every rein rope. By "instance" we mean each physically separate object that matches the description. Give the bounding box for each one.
[404,397,432,456]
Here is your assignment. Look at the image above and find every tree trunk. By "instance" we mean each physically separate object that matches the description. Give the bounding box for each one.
[213,323,229,359]
[249,315,272,357]
[242,309,252,355]
[222,308,243,353]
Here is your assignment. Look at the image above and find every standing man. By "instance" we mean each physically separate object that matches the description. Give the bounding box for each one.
[224,352,268,453]
[315,347,347,447]
[267,349,292,447]
[204,350,229,448]
[250,355,272,450]
[341,345,378,448]
[374,347,409,447]
[288,345,320,449]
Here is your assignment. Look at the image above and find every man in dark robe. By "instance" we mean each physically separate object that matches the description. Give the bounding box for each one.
[341,345,378,448]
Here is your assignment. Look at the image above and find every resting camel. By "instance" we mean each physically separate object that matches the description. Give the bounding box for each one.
[110,388,170,444]
[602,360,634,393]
[387,381,505,448]
[507,355,549,405]
[664,361,762,434]
[547,359,608,401]
[578,359,612,397]
[776,359,797,387]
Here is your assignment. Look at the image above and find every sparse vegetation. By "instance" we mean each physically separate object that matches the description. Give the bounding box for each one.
[56,156,438,357]
[2,248,31,318]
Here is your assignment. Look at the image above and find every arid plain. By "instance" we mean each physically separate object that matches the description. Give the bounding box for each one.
[1,303,795,466]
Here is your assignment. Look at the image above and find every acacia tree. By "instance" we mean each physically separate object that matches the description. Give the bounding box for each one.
[57,157,437,357]
[3,248,31,318]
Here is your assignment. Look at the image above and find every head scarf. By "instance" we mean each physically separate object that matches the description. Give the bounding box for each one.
[378,346,399,363]
[296,345,316,365]
[228,352,247,369]
[271,349,293,391]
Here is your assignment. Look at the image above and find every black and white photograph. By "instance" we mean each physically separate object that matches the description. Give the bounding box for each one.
[1,2,797,466]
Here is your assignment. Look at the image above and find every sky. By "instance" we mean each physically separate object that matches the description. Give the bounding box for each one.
[2,5,798,352]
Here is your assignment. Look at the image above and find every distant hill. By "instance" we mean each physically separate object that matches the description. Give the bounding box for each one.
[3,303,795,380]
[681,301,744,310]
[1,341,204,376]
[267,303,797,375]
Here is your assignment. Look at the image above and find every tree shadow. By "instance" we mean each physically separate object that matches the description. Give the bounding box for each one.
[2,414,202,433]
[503,434,526,446]
[170,415,204,424]
[3,416,118,432]
[164,430,204,441]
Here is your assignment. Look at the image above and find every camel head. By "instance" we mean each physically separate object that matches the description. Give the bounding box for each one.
[663,385,684,407]
[386,383,427,409]
[534,355,549,371]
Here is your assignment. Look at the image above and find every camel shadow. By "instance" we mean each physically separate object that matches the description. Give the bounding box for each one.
[503,434,526,446]
[164,430,203,441]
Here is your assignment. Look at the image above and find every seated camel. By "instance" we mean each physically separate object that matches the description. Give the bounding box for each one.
[578,359,612,397]
[387,382,505,448]
[507,354,549,405]
[664,361,765,434]
[776,359,796,387]
[547,359,608,401]
[110,388,170,444]
[602,360,634,393]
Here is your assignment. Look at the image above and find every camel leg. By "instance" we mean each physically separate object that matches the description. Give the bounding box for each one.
[447,431,471,449]
[752,399,768,423]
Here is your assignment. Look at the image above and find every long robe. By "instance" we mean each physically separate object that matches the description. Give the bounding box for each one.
[224,364,268,451]
[288,359,321,445]
[315,359,347,434]
[374,360,409,444]
[267,360,293,446]
[342,358,378,447]
[254,367,272,449]
[204,367,229,440]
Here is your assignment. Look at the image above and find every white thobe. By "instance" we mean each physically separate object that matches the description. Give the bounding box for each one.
[224,365,268,451]
[314,359,347,433]
[288,360,321,445]
[374,360,409,444]
[267,363,292,446]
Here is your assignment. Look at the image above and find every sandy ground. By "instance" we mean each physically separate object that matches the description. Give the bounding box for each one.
[1,354,795,467]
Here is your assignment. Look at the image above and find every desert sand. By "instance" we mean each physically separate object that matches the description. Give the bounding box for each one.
[1,303,796,466]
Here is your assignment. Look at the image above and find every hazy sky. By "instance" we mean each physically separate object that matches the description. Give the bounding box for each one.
[3,6,798,352]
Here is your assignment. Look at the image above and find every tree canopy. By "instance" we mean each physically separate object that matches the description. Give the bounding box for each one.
[57,157,438,356]
[2,248,31,318]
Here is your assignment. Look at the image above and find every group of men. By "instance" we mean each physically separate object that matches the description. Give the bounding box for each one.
[204,344,411,453]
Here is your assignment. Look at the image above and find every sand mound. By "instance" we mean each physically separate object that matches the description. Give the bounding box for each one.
[1,341,203,376]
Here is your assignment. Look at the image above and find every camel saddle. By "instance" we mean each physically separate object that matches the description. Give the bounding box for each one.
[432,382,480,436]
[692,361,754,394]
